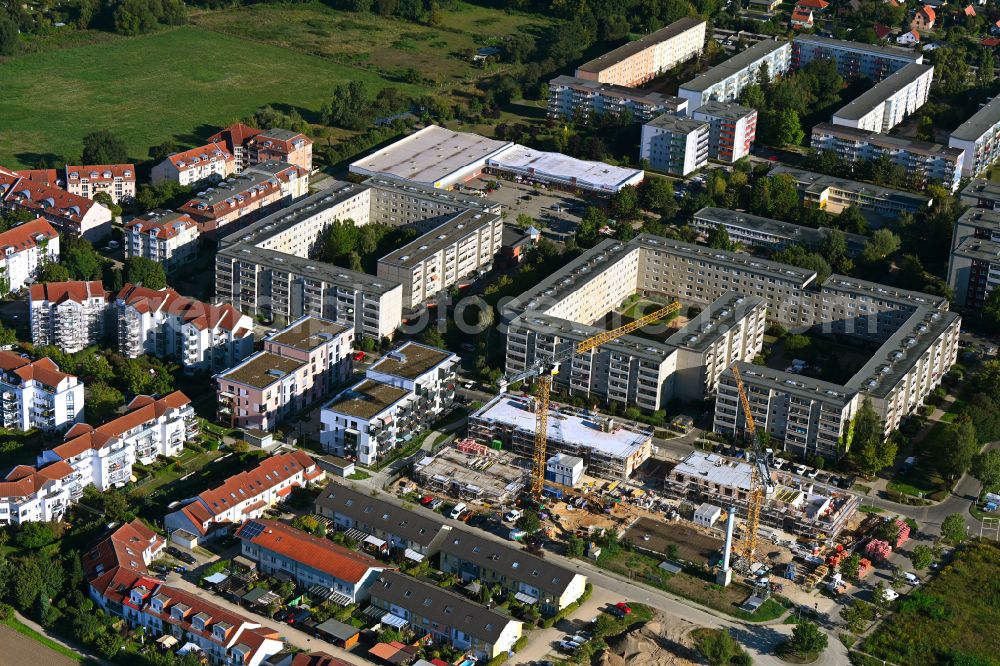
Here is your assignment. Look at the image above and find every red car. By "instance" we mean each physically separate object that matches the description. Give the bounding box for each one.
[615,602,632,614]
[353,351,366,361]
[420,495,435,506]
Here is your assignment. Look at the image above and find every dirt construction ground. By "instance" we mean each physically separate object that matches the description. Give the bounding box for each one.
[623,517,725,564]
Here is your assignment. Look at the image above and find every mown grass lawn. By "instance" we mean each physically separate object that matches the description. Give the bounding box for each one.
[0,24,416,168]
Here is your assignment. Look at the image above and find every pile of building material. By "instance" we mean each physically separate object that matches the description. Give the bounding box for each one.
[601,618,702,666]
[865,539,893,562]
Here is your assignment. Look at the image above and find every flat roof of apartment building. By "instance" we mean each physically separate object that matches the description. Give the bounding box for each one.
[267,316,349,351]
[665,292,765,352]
[813,122,961,161]
[692,100,757,121]
[378,210,499,268]
[693,206,868,252]
[576,17,706,74]
[961,178,1000,203]
[324,379,410,419]
[219,351,304,389]
[635,234,818,282]
[846,307,960,398]
[792,34,923,61]
[768,165,932,209]
[951,95,1000,142]
[645,114,709,134]
[956,207,1000,233]
[349,125,514,186]
[821,274,948,310]
[473,395,652,459]
[951,236,1000,263]
[830,63,934,121]
[724,361,858,405]
[369,342,454,380]
[509,312,674,363]
[549,75,688,110]
[680,39,789,93]
[366,175,499,212]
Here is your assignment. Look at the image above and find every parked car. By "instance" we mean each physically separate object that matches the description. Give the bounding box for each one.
[903,572,921,585]
[615,602,632,614]
[879,588,900,602]
[837,476,856,490]
[352,351,366,361]
[428,498,444,510]
[504,509,522,522]
[420,495,435,506]
[166,546,183,558]
[558,640,581,652]
[795,464,807,476]
[807,468,819,479]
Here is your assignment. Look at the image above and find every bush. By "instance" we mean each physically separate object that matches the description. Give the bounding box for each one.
[0,602,14,621]
[514,636,529,652]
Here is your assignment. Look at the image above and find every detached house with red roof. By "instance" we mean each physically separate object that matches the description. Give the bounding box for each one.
[29,280,111,352]
[209,124,314,174]
[912,5,936,31]
[115,283,254,373]
[791,8,814,28]
[65,164,137,204]
[0,463,74,524]
[125,210,200,271]
[164,450,324,541]
[37,390,196,491]
[0,217,59,295]
[0,350,83,431]
[237,519,387,604]
[0,168,111,241]
[85,523,284,666]
[151,142,237,187]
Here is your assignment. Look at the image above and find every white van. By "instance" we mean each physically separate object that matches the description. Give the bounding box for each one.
[448,502,467,520]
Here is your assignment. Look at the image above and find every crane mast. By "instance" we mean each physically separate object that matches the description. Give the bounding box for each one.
[506,300,683,497]
[730,364,772,574]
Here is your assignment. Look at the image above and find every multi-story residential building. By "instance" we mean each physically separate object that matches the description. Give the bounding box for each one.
[249,129,314,173]
[692,207,868,256]
[177,161,310,236]
[216,317,353,431]
[38,391,196,495]
[715,364,860,458]
[575,17,707,87]
[14,168,61,187]
[237,519,386,603]
[125,210,200,271]
[164,450,324,539]
[960,178,1000,209]
[369,571,522,661]
[640,114,710,175]
[948,234,1000,311]
[0,464,73,525]
[207,123,265,172]
[0,351,83,431]
[691,101,758,163]
[768,165,932,216]
[438,528,587,615]
[151,142,236,186]
[831,62,933,133]
[469,394,652,480]
[314,481,450,558]
[678,39,792,110]
[949,95,1000,177]
[116,283,254,372]
[0,217,59,294]
[791,35,923,82]
[65,164,137,204]
[320,342,457,466]
[0,167,112,240]
[547,75,688,123]
[29,280,110,352]
[811,122,964,192]
[376,209,502,309]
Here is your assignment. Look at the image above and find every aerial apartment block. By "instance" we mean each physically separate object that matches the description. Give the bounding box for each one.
[177,161,310,235]
[151,142,236,186]
[691,101,758,163]
[959,178,1000,209]
[678,39,792,110]
[0,166,112,240]
[692,207,868,256]
[115,283,254,373]
[65,164,137,203]
[768,165,933,216]
[547,75,688,122]
[0,350,83,432]
[791,35,923,82]
[209,123,314,174]
[947,207,1000,311]
[29,280,111,353]
[810,122,964,192]
[640,114,710,175]
[574,17,707,87]
[216,316,353,431]
[0,217,59,294]
[830,62,934,133]
[949,95,1000,177]
[320,342,457,466]
[0,464,76,524]
[125,210,200,271]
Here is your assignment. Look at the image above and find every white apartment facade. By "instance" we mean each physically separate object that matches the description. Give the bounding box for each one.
[547,75,689,123]
[575,18,707,87]
[125,210,200,271]
[691,101,758,163]
[0,464,73,525]
[0,351,83,431]
[831,63,933,133]
[678,39,792,110]
[0,217,59,294]
[151,142,237,186]
[29,280,110,352]
[640,114,710,175]
[65,164,137,204]
[949,95,1000,177]
[321,342,458,465]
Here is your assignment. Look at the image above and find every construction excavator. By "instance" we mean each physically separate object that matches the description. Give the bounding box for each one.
[499,300,682,497]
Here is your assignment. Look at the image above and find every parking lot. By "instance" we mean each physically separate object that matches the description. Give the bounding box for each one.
[465,177,590,240]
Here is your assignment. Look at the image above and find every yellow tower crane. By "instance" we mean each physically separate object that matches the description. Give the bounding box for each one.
[501,300,682,497]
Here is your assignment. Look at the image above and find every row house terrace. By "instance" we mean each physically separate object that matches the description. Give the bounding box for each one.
[0,167,112,240]
[29,280,111,353]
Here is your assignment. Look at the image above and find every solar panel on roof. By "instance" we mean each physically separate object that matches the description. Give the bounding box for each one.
[241,520,265,540]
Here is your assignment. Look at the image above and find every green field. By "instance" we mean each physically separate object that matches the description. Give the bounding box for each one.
[0,24,423,168]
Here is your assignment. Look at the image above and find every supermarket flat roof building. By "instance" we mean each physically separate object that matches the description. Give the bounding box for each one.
[485,144,644,194]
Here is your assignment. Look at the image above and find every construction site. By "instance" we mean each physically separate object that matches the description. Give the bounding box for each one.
[411,438,527,504]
